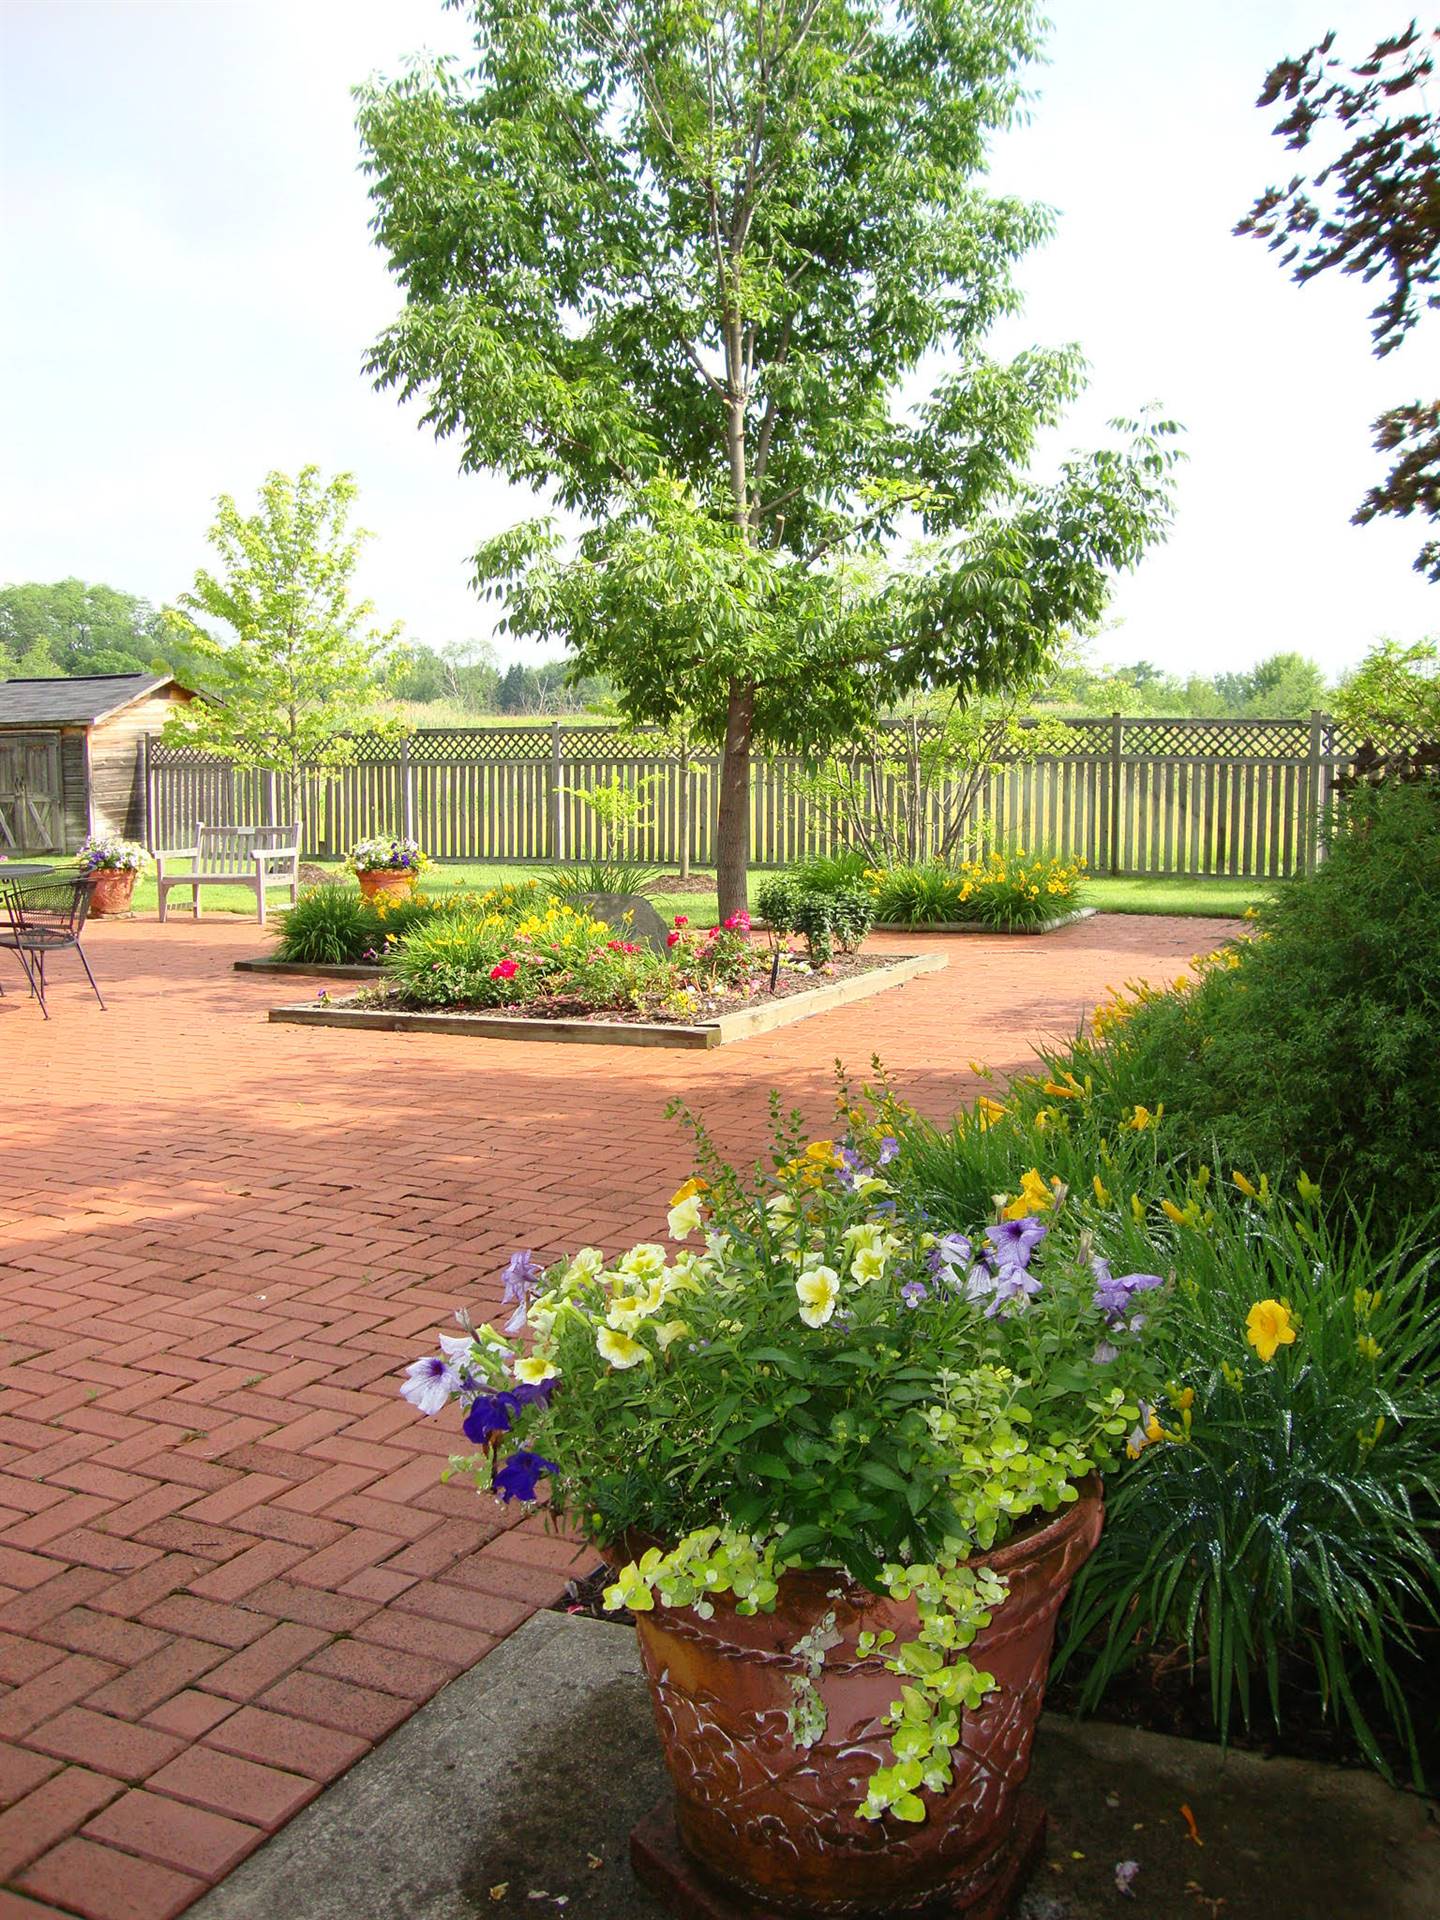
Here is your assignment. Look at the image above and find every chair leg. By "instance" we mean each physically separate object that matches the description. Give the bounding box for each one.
[20,948,47,1020]
[74,940,106,1012]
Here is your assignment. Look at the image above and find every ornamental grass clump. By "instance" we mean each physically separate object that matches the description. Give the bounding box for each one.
[400,1105,1167,1823]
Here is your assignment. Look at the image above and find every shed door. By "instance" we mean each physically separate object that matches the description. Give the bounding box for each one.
[0,735,64,852]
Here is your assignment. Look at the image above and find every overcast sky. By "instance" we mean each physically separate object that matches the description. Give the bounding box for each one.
[1,0,1433,678]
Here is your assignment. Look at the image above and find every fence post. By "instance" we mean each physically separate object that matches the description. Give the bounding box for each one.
[546,722,563,861]
[1107,712,1123,874]
[264,770,278,827]
[400,735,415,843]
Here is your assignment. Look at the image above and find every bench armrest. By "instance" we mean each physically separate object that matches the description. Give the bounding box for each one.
[154,848,198,875]
[252,848,299,868]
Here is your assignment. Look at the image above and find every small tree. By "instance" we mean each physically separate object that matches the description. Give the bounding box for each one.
[1237,24,1440,579]
[801,689,1075,869]
[1334,637,1440,747]
[163,467,401,831]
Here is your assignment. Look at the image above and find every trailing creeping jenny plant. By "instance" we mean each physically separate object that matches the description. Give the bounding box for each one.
[400,1103,1168,1823]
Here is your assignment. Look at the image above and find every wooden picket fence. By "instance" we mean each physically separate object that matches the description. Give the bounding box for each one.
[143,713,1364,881]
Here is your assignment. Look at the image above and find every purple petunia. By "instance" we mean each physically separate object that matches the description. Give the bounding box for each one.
[400,1355,462,1417]
[1092,1262,1165,1326]
[493,1450,559,1503]
[500,1250,543,1333]
[928,1232,973,1286]
[985,1268,1043,1318]
[984,1218,1048,1269]
[462,1391,520,1444]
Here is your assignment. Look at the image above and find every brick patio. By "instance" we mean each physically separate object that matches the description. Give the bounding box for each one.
[0,911,1232,1919]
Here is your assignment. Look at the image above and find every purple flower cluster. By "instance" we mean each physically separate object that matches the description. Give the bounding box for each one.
[500,1250,542,1333]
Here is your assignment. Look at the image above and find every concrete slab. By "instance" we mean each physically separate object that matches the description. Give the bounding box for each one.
[189,1613,1437,1920]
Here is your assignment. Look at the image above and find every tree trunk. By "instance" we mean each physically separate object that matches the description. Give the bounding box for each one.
[715,681,754,921]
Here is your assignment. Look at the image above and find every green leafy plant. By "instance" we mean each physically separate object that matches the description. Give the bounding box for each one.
[757,877,873,962]
[790,851,872,894]
[547,858,660,902]
[867,853,1084,929]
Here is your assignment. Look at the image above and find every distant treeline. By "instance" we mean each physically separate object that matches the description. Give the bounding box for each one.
[0,576,1360,723]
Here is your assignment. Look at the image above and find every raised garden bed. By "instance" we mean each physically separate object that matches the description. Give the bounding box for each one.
[268,950,945,1049]
[235,957,384,980]
[871,906,1095,936]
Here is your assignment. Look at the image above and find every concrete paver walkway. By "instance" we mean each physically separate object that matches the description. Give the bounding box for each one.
[0,912,1231,1919]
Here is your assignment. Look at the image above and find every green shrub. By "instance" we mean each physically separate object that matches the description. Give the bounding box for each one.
[758,876,873,962]
[273,886,379,965]
[1030,781,1440,1207]
[868,862,964,925]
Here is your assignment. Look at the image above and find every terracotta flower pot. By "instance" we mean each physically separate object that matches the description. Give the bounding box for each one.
[627,1481,1103,1918]
[86,868,137,916]
[356,868,417,902]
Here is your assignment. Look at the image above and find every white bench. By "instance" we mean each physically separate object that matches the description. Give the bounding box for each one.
[156,823,300,926]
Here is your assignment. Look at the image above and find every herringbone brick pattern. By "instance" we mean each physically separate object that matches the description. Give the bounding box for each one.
[0,911,1229,1917]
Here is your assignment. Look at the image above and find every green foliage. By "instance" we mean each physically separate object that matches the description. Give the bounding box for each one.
[360,1,1180,912]
[1238,22,1440,580]
[1334,638,1440,746]
[869,1077,1440,1781]
[273,884,446,965]
[388,639,499,711]
[757,876,873,961]
[1036,645,1331,718]
[161,467,402,818]
[790,851,871,893]
[547,859,660,902]
[273,887,379,966]
[1033,782,1440,1207]
[1056,1199,1440,1785]
[0,579,168,677]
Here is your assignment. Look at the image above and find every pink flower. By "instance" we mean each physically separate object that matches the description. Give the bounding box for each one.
[666,931,681,948]
[722,912,751,932]
[489,959,519,980]
[673,915,689,927]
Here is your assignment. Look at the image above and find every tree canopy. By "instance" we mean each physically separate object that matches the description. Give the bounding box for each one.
[360,0,1180,910]
[162,467,401,821]
[1238,23,1440,580]
[0,580,167,678]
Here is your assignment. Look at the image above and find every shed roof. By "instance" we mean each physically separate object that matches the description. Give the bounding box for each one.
[0,674,180,728]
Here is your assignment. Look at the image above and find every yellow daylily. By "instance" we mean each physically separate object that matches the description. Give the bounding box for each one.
[1093,1175,1112,1207]
[1356,1334,1382,1363]
[1245,1299,1297,1364]
[1123,1104,1162,1132]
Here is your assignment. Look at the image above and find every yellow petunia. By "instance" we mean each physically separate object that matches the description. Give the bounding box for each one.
[1245,1299,1297,1364]
[795,1266,840,1328]
[596,1327,649,1370]
[513,1353,558,1385]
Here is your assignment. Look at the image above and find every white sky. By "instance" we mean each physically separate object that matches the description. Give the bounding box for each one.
[1,0,1434,677]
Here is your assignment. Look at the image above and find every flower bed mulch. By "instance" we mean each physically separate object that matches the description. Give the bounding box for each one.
[268,951,946,1048]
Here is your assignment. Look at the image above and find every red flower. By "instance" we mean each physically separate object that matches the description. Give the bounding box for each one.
[666,931,682,948]
[489,958,519,980]
[673,915,689,927]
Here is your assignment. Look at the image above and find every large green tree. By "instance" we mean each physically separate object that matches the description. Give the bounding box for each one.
[0,579,167,677]
[1237,23,1439,581]
[162,467,401,825]
[359,0,1179,913]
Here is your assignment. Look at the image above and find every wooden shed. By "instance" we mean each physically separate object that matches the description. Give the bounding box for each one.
[0,673,196,855]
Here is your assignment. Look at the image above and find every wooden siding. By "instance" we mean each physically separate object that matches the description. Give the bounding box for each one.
[89,689,194,843]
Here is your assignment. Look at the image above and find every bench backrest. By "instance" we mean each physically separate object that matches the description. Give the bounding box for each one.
[194,823,299,873]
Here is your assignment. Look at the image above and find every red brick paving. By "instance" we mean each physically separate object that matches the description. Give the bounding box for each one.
[0,910,1232,1917]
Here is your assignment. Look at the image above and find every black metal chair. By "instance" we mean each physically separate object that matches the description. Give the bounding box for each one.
[0,878,106,1019]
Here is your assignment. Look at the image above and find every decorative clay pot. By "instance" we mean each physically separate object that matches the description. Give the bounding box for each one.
[356,868,417,902]
[86,868,137,916]
[627,1481,1103,1918]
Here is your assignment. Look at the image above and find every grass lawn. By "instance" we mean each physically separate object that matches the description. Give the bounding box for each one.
[105,861,1270,926]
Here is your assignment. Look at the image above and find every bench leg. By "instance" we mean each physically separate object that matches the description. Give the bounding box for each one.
[257,883,266,929]
[158,883,168,924]
[194,886,202,921]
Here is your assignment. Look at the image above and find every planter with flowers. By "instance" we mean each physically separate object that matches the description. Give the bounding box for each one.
[401,1115,1167,1916]
[348,836,427,900]
[76,836,150,915]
